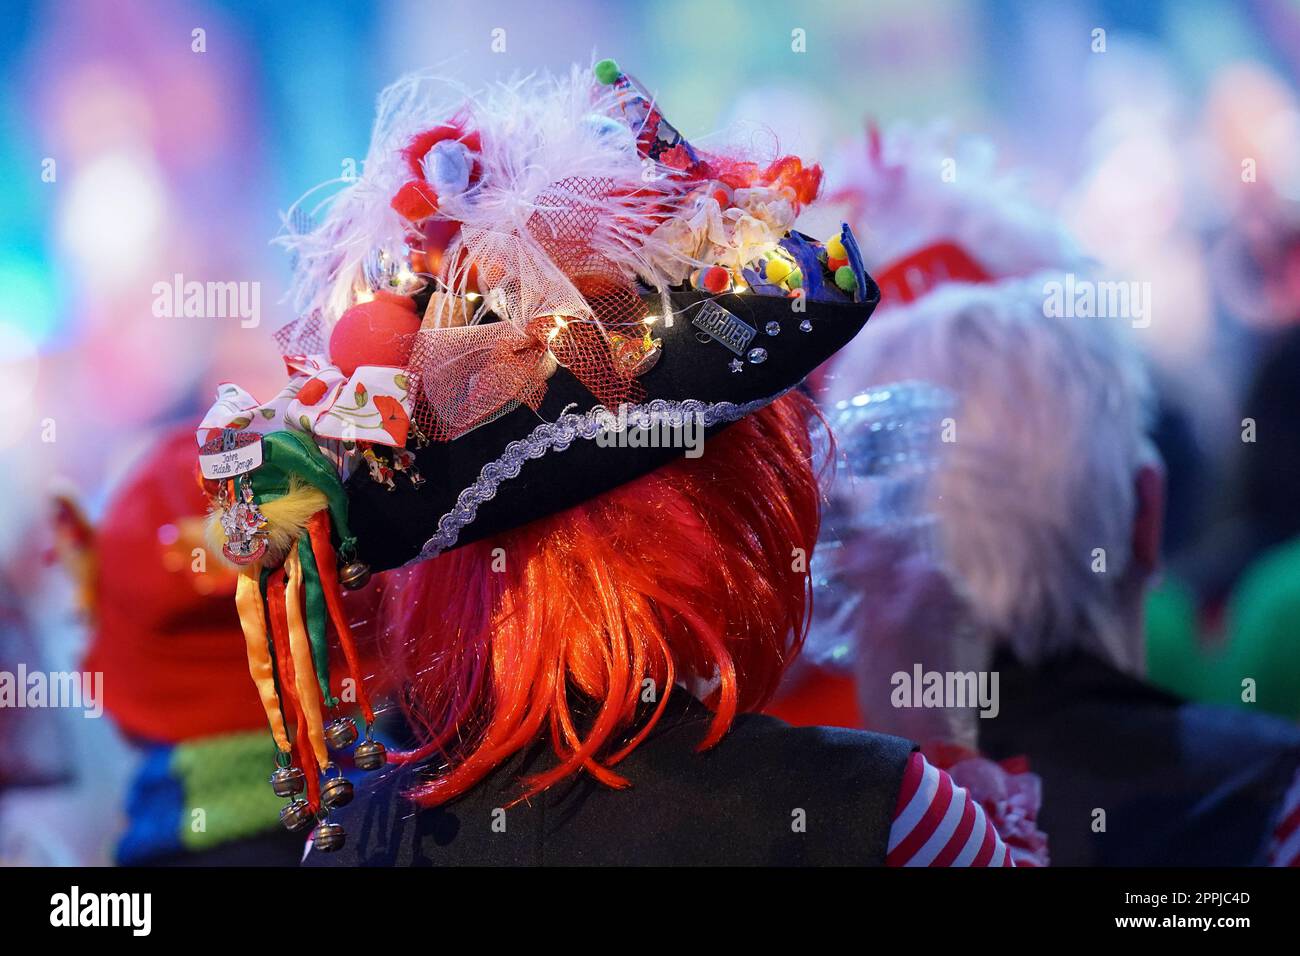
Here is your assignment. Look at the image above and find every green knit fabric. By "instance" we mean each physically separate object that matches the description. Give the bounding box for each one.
[172,731,283,851]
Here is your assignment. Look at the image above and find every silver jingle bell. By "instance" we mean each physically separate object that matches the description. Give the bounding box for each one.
[312,822,347,853]
[270,765,306,797]
[353,738,387,771]
[338,561,372,591]
[321,775,354,809]
[324,716,359,750]
[280,799,313,833]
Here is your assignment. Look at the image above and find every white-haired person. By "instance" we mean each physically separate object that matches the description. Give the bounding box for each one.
[802,124,1300,866]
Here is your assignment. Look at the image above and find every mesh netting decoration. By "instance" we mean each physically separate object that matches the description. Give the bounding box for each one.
[273,312,326,358]
[410,175,663,441]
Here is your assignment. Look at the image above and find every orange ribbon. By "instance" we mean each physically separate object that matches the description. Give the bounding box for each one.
[234,568,290,753]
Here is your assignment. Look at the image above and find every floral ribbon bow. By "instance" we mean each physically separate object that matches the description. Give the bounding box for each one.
[197,354,415,451]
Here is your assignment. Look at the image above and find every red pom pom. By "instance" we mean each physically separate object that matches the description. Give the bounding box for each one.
[392,179,439,223]
[827,255,848,272]
[701,266,730,294]
[329,292,421,377]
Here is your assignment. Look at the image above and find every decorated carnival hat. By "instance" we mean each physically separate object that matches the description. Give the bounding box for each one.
[195,59,879,849]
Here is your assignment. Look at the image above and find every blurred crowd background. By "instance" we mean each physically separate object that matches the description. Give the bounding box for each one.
[1,0,1298,864]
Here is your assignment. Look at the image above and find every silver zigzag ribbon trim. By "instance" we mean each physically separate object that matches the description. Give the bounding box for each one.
[413,394,781,561]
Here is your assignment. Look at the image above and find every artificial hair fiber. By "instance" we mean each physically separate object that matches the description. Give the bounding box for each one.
[376,392,821,807]
[824,274,1155,674]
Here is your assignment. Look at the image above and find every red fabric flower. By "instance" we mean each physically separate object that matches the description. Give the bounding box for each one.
[391,120,482,224]
[297,376,329,406]
[373,394,410,446]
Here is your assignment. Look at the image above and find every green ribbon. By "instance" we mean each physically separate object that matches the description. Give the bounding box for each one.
[242,429,351,719]
[248,429,357,555]
[296,533,337,707]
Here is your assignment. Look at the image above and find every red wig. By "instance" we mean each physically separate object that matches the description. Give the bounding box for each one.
[377,392,822,806]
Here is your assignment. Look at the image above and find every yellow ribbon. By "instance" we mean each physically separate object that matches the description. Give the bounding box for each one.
[285,542,330,772]
[234,567,290,753]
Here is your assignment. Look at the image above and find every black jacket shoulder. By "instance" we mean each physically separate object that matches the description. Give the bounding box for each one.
[306,694,914,867]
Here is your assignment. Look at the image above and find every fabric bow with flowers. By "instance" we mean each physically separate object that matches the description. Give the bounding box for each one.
[197,354,416,453]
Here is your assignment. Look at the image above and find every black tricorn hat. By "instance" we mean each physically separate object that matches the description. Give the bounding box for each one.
[347,228,880,572]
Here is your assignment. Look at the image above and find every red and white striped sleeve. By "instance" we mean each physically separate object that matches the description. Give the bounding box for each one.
[1268,767,1300,867]
[886,751,1020,867]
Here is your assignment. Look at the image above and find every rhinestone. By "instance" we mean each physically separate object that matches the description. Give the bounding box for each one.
[747,347,768,364]
[728,358,744,373]
[799,319,813,332]
[765,321,781,336]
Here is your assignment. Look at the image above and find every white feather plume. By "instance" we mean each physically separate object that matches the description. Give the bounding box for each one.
[278,64,696,332]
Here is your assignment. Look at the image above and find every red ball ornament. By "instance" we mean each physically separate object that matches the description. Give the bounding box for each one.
[329,291,421,377]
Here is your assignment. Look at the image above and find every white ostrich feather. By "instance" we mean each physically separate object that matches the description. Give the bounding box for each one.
[278,65,695,333]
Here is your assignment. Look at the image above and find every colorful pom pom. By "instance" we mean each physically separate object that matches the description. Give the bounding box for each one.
[699,266,731,294]
[827,255,848,273]
[786,269,803,289]
[834,265,856,293]
[764,258,793,285]
[826,236,847,260]
[594,59,622,85]
[422,140,473,197]
[391,179,439,223]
